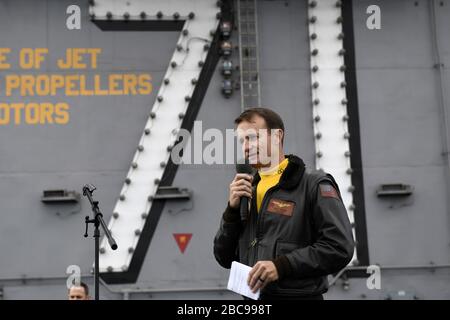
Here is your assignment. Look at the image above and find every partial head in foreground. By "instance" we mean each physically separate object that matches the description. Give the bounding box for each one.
[68,282,90,300]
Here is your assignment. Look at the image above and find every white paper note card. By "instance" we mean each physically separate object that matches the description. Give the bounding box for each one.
[227,261,260,300]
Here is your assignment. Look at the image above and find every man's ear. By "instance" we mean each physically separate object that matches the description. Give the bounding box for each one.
[274,129,283,145]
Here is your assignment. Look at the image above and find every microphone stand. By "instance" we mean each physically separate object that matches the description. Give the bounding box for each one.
[82,184,118,300]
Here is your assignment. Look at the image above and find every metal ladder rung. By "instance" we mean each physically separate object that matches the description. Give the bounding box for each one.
[238,0,261,110]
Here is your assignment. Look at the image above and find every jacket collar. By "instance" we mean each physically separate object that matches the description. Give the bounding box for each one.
[253,154,306,190]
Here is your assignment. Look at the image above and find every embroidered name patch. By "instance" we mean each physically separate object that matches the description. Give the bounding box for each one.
[267,198,295,217]
[319,184,340,199]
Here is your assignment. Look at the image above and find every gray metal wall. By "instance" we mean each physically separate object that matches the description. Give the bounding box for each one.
[0,0,178,296]
[327,0,450,299]
[1,0,449,300]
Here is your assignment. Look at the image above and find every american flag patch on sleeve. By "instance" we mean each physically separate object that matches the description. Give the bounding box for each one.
[319,184,340,199]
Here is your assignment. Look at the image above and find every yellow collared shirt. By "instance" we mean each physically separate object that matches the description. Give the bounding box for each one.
[256,158,289,212]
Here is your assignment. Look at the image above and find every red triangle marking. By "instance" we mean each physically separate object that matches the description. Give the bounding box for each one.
[173,233,192,254]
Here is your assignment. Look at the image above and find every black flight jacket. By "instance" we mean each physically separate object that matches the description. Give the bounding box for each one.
[213,155,355,298]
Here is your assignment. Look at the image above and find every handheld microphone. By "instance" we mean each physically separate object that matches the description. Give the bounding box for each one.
[236,158,253,222]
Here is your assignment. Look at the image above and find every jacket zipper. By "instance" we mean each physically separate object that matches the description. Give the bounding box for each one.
[251,185,279,266]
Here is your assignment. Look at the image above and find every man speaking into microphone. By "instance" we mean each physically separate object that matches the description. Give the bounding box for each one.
[213,107,355,300]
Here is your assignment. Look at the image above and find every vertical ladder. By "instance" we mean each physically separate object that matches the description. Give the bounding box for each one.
[237,0,261,111]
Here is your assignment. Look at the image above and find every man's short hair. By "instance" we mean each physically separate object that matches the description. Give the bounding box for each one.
[69,282,89,296]
[234,107,285,143]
